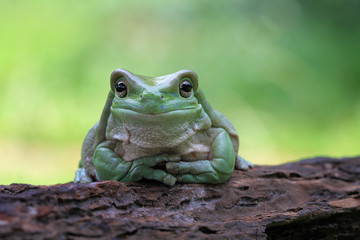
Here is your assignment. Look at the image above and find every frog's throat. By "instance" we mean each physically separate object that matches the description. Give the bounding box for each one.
[106,104,212,148]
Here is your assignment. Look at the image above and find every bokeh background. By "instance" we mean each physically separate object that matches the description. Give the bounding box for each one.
[1,0,359,185]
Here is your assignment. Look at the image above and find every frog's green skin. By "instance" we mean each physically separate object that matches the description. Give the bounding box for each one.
[74,69,252,186]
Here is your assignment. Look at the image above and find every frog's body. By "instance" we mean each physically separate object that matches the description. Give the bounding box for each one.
[74,69,252,186]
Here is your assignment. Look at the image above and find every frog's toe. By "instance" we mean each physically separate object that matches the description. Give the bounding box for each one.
[166,162,180,174]
[167,154,181,162]
[176,172,225,183]
[163,174,177,186]
[235,156,254,171]
[74,168,93,183]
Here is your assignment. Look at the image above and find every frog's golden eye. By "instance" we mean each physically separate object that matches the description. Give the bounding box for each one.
[179,79,193,98]
[115,81,127,98]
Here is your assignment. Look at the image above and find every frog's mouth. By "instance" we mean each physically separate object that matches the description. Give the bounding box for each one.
[111,104,203,121]
[110,104,211,148]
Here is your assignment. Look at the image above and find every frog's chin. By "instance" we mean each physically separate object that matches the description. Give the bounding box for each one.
[110,104,211,148]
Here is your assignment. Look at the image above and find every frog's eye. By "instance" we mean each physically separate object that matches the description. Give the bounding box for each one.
[115,81,127,98]
[179,79,193,98]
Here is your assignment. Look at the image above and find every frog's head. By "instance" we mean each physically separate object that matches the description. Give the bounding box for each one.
[106,69,211,147]
[110,69,199,114]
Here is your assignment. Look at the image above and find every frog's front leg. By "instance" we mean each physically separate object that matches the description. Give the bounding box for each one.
[93,141,178,186]
[166,129,235,183]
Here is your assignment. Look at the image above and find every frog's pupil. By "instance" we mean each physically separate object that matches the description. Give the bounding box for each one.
[181,82,192,92]
[116,82,126,92]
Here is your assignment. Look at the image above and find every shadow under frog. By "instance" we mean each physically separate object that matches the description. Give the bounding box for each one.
[74,69,253,186]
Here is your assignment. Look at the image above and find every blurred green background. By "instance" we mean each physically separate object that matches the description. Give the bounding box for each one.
[1,0,359,185]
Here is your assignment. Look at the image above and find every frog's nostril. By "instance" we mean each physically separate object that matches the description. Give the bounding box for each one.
[140,92,163,101]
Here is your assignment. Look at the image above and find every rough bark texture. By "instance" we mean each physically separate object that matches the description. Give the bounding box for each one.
[0,157,359,239]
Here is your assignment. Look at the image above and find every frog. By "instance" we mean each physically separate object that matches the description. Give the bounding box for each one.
[74,69,253,186]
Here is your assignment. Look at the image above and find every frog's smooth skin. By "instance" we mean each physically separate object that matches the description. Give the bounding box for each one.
[74,69,253,186]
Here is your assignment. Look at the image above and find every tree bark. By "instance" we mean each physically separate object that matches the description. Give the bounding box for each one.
[0,157,359,239]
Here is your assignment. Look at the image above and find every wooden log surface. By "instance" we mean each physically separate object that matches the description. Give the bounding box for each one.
[0,157,359,239]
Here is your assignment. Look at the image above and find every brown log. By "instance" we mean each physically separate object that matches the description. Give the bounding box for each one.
[1,157,359,239]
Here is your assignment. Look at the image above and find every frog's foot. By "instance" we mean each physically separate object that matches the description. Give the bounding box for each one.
[235,156,254,171]
[166,129,236,184]
[74,168,93,183]
[176,173,221,183]
[166,160,231,184]
[121,165,177,186]
[93,143,178,186]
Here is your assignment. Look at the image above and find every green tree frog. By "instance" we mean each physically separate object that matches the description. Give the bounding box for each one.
[74,69,252,186]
